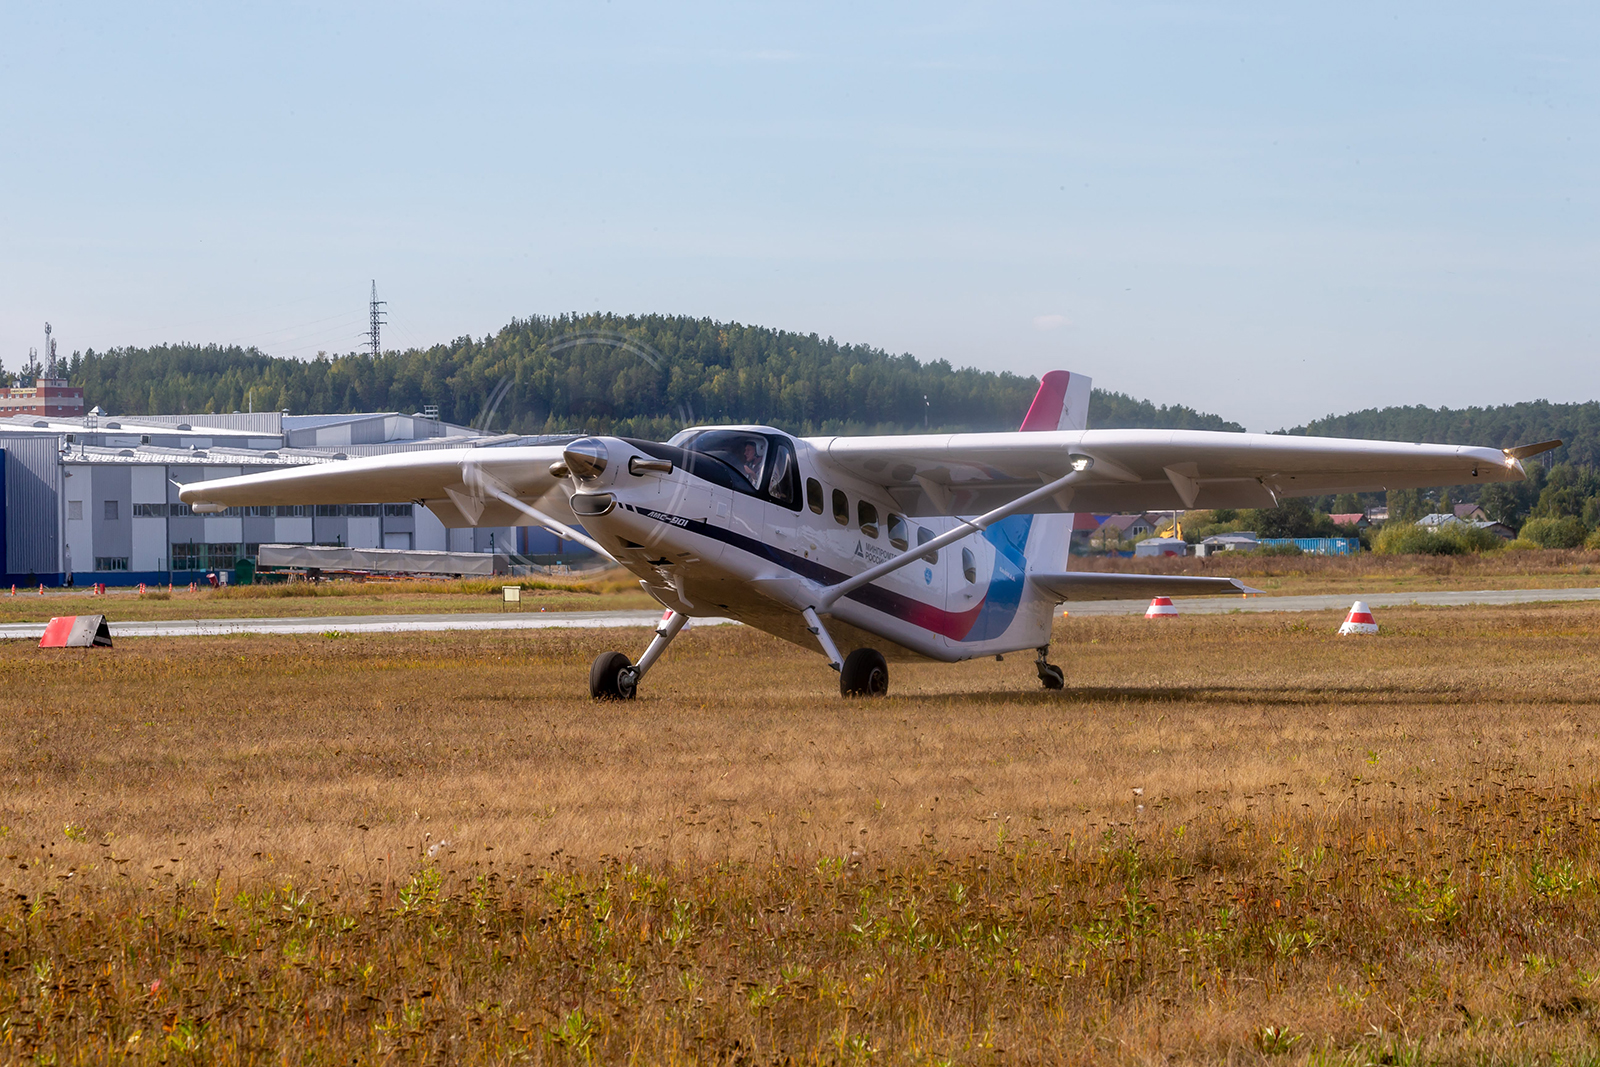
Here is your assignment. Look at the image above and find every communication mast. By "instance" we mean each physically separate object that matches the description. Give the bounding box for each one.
[44,322,57,378]
[365,281,387,357]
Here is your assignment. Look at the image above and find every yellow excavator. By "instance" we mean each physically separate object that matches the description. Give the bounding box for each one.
[1156,512,1183,540]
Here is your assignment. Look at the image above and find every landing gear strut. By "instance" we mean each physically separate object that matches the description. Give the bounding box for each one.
[590,610,689,700]
[1036,646,1064,690]
[802,606,888,698]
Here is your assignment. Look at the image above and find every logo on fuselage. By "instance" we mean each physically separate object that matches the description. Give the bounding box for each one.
[854,541,894,566]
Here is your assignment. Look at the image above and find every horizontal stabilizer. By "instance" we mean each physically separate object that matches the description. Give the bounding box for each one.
[1031,572,1260,602]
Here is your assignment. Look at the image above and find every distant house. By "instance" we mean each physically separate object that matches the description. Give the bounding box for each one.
[1329,512,1369,530]
[1196,532,1260,556]
[1453,503,1489,522]
[1366,506,1389,522]
[1090,513,1157,548]
[1066,512,1104,553]
[1417,512,1465,529]
[1134,536,1188,558]
[1473,520,1516,541]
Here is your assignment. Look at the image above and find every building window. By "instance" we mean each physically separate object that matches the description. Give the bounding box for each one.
[67,500,83,520]
[170,503,194,517]
[383,503,414,517]
[276,505,308,517]
[133,503,167,518]
[315,504,342,517]
[103,500,119,520]
[93,557,130,571]
[347,504,380,517]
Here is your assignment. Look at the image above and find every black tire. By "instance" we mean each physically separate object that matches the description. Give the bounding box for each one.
[590,651,635,700]
[1038,663,1065,690]
[839,648,888,698]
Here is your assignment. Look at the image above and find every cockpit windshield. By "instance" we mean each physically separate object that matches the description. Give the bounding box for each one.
[680,430,769,492]
[670,429,802,511]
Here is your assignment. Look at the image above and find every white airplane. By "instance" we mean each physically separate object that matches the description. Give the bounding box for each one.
[180,371,1553,699]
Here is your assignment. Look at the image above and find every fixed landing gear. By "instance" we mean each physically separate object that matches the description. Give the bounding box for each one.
[590,610,689,700]
[840,647,888,698]
[801,606,888,698]
[1036,646,1064,690]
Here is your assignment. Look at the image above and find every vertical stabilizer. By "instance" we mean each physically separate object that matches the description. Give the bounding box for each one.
[1019,370,1091,432]
[1021,371,1090,573]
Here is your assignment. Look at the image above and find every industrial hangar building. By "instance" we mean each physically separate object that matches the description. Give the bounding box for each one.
[0,410,584,586]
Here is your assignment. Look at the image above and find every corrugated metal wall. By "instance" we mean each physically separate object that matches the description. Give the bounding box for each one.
[1,436,61,578]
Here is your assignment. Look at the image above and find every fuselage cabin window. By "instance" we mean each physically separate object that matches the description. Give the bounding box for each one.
[858,501,879,539]
[917,526,938,564]
[806,478,824,515]
[961,547,977,584]
[832,489,849,525]
[887,513,908,551]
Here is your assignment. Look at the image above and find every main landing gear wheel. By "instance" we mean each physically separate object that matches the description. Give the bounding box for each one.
[840,648,888,698]
[1035,646,1064,690]
[590,651,637,700]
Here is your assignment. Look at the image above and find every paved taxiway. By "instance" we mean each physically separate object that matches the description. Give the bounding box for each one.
[0,586,1598,639]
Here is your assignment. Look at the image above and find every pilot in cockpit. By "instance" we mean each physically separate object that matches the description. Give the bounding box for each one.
[739,440,764,486]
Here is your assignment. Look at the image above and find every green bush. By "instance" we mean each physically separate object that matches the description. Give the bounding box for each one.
[1586,529,1600,551]
[1372,522,1504,556]
[1518,516,1590,549]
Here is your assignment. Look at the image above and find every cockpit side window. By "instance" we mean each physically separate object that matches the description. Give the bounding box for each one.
[764,441,802,512]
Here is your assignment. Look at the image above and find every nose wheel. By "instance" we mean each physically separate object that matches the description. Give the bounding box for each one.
[590,651,638,700]
[590,610,688,700]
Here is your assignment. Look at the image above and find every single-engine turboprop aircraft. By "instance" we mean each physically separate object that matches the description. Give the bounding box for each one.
[180,372,1556,699]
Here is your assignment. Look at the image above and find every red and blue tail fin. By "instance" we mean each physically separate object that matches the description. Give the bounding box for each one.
[1019,369,1092,432]
[1021,370,1091,574]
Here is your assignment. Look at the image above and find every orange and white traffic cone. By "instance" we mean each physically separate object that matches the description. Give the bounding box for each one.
[1145,596,1178,619]
[1338,601,1379,635]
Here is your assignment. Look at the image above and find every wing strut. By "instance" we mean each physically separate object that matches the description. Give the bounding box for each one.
[814,456,1093,612]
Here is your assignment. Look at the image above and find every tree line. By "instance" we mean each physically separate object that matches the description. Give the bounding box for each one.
[52,313,1243,437]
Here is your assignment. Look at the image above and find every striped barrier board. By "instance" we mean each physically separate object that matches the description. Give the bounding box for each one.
[39,615,113,648]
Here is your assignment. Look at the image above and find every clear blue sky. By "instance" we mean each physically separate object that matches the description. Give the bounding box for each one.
[2,2,1596,430]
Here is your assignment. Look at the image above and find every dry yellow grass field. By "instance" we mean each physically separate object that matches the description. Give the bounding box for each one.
[2,603,1600,1063]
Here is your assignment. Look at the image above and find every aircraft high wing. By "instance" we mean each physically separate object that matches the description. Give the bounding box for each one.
[819,429,1538,516]
[178,443,609,555]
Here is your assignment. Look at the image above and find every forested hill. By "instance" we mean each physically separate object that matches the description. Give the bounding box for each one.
[1287,401,1600,469]
[62,313,1245,437]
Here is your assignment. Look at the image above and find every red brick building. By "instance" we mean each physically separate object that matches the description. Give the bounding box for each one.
[0,378,85,418]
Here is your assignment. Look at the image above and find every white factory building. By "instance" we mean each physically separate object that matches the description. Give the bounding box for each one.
[0,410,586,586]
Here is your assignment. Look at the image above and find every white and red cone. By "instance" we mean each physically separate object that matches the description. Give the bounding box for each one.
[1338,601,1378,635]
[1144,596,1178,619]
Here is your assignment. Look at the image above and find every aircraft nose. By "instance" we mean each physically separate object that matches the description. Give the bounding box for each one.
[563,437,609,480]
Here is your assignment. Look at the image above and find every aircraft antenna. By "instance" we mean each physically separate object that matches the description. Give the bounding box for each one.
[365,281,387,358]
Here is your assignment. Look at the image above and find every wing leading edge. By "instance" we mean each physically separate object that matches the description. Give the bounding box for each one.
[177,445,573,528]
[815,428,1530,517]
